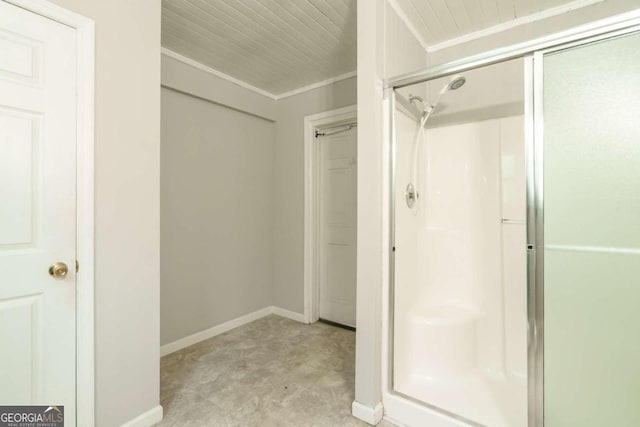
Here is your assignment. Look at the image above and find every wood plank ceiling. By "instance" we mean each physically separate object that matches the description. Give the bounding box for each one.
[392,0,597,49]
[162,0,357,96]
[162,0,596,96]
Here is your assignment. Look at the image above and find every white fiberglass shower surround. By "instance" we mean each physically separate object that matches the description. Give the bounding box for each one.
[383,10,640,427]
[393,60,527,427]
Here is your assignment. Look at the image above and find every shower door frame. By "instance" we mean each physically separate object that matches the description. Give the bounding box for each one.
[383,9,640,427]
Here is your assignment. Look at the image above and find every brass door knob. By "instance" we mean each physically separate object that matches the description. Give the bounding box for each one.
[48,262,69,280]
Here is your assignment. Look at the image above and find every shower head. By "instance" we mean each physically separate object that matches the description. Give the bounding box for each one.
[435,75,466,101]
[448,76,466,91]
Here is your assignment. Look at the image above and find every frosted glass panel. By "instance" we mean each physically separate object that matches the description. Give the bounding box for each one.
[543,31,640,427]
[545,251,640,426]
[544,33,640,249]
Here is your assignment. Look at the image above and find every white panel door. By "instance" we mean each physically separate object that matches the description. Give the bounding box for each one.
[318,127,357,327]
[0,1,77,422]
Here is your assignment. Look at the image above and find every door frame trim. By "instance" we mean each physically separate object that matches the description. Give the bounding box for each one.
[303,105,357,324]
[4,1,95,425]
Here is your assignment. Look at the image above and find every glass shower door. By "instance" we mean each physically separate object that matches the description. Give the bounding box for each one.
[391,59,528,427]
[541,30,640,427]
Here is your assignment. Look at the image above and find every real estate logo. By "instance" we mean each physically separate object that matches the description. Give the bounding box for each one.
[0,406,64,427]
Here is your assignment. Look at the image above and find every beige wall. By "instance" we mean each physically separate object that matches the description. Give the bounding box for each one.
[47,0,161,426]
[384,3,427,78]
[162,54,277,121]
[272,77,357,314]
[160,86,275,345]
[160,56,355,342]
[352,0,428,416]
[354,0,386,414]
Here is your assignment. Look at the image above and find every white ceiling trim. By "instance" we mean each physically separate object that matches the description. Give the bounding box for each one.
[427,0,605,52]
[162,47,277,99]
[276,70,357,100]
[388,0,605,53]
[427,0,604,53]
[161,48,357,101]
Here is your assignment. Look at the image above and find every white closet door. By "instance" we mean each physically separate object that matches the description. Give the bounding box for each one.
[0,1,77,423]
[318,127,357,327]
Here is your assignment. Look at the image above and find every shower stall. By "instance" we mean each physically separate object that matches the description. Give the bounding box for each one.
[384,11,640,427]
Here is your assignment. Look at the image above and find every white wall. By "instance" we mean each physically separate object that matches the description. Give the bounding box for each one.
[47,1,160,425]
[160,86,275,345]
[272,78,357,314]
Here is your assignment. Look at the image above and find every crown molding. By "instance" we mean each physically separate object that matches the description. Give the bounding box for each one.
[427,0,605,52]
[161,48,356,101]
[426,0,604,53]
[161,48,277,99]
[386,0,605,54]
[276,70,357,100]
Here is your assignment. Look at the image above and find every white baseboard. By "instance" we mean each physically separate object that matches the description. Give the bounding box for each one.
[272,306,306,323]
[160,306,306,357]
[160,307,273,356]
[120,405,163,427]
[352,401,384,425]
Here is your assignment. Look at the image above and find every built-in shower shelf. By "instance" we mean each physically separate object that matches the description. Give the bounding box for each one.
[409,304,479,381]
